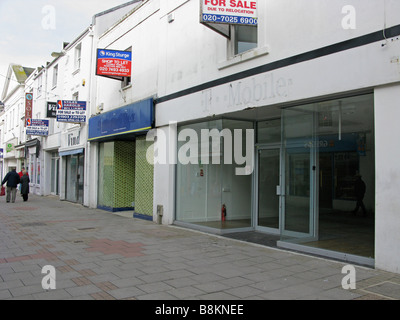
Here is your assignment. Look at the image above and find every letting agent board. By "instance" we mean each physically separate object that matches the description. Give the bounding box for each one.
[57,100,87,123]
[26,119,49,136]
[96,49,132,81]
[200,0,258,26]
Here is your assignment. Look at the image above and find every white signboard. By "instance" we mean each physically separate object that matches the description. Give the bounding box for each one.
[201,0,258,26]
[57,100,87,123]
[26,119,49,136]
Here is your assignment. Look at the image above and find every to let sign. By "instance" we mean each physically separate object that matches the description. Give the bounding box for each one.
[57,100,87,123]
[96,49,132,80]
[201,0,258,26]
[26,119,49,136]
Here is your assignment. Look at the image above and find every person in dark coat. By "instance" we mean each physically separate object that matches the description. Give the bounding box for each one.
[353,174,367,216]
[20,172,30,202]
[1,168,21,203]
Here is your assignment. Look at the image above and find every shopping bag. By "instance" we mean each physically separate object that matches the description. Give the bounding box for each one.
[0,186,5,197]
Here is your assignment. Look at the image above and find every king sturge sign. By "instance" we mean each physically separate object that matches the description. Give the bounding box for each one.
[201,0,258,26]
[96,49,132,80]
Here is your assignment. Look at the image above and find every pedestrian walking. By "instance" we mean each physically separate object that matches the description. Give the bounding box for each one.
[18,168,26,192]
[20,172,30,202]
[1,168,21,203]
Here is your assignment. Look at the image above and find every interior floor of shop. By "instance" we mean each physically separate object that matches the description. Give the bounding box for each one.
[191,209,375,259]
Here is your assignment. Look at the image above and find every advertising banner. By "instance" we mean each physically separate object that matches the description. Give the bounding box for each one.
[6,143,13,153]
[200,0,258,26]
[26,119,49,136]
[47,102,57,118]
[25,93,33,127]
[57,100,87,123]
[0,148,3,159]
[96,49,132,80]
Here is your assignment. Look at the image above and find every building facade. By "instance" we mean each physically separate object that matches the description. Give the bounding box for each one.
[152,0,400,274]
[0,64,35,178]
[87,0,156,217]
[1,0,400,275]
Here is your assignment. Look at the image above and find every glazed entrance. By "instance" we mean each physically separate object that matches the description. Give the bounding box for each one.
[175,93,375,263]
[278,93,375,261]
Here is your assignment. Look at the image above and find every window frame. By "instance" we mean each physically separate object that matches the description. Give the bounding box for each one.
[52,65,58,88]
[231,24,258,57]
[74,43,82,71]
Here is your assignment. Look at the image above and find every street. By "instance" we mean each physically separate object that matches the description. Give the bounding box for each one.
[1,194,399,301]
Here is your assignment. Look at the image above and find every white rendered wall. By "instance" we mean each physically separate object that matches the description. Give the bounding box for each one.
[93,0,160,116]
[375,84,400,274]
[153,124,177,225]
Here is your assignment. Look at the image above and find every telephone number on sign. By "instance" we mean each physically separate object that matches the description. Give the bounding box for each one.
[99,67,131,73]
[202,14,257,25]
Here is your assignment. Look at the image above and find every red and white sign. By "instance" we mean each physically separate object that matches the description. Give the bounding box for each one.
[201,0,258,26]
[96,49,132,78]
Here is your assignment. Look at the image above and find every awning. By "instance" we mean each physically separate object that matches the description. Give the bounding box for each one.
[59,148,84,157]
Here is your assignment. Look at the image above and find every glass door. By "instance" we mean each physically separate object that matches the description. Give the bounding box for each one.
[257,148,281,232]
[281,105,318,242]
[66,155,78,202]
[78,154,84,204]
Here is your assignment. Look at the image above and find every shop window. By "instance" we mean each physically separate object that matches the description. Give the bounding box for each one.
[334,152,359,200]
[176,119,253,229]
[257,119,281,144]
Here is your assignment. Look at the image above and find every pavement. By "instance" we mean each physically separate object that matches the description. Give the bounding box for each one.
[1,194,400,302]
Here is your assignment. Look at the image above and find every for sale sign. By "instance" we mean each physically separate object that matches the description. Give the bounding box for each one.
[96,49,132,80]
[201,0,258,26]
[57,100,87,123]
[26,119,49,136]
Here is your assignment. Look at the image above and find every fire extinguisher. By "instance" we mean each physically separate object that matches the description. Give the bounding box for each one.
[221,204,227,222]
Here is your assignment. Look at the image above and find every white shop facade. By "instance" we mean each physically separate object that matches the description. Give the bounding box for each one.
[154,24,400,274]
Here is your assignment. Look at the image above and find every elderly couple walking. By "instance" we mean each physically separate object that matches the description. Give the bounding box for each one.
[1,168,30,203]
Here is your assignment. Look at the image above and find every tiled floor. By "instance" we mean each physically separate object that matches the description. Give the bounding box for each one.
[183,210,374,259]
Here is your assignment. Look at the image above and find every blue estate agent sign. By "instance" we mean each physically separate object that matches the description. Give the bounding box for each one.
[26,119,49,136]
[57,100,87,123]
[0,148,3,159]
[89,99,154,141]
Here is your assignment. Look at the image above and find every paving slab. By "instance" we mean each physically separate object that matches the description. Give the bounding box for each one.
[0,194,399,302]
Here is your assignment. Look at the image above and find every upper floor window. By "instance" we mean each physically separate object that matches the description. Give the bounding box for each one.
[37,75,43,96]
[233,25,258,55]
[74,44,82,70]
[52,65,58,88]
[121,47,132,89]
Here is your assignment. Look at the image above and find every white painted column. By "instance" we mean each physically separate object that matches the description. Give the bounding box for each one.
[374,84,400,274]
